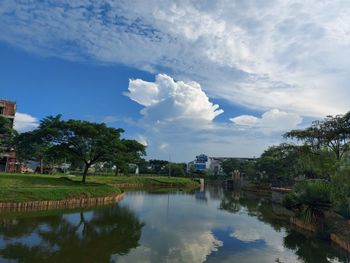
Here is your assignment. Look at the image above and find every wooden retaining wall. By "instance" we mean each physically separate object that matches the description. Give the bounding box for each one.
[0,193,124,212]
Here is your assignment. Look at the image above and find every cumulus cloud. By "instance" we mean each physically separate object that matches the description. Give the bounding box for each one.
[230,109,302,132]
[124,75,290,160]
[2,0,349,160]
[14,112,39,132]
[126,74,223,126]
[1,1,350,117]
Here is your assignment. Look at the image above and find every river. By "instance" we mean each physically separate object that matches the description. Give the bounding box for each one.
[0,186,349,262]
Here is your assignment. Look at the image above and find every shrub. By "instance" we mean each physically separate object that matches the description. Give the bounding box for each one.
[282,192,299,209]
[285,180,331,207]
[283,180,332,231]
[331,169,350,218]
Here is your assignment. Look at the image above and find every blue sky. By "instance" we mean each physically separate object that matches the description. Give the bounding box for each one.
[1,0,349,161]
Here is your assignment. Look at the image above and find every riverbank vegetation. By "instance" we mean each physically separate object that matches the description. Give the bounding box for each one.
[221,112,350,224]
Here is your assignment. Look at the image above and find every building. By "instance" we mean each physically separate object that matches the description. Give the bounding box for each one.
[0,99,17,172]
[187,154,255,176]
[187,154,220,175]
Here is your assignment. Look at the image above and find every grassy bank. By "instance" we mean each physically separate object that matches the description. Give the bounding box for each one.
[0,173,121,202]
[71,175,200,188]
[0,173,199,202]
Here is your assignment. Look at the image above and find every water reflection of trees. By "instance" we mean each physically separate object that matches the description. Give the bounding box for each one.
[284,230,350,263]
[219,191,286,231]
[0,205,144,263]
[219,190,350,263]
[206,186,224,201]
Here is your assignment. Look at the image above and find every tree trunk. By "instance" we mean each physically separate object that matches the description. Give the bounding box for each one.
[82,163,90,183]
[40,158,44,174]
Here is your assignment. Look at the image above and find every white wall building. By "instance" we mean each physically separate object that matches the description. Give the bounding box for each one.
[187,154,255,176]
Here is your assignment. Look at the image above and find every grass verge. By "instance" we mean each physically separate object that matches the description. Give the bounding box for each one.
[0,173,199,202]
[0,173,121,202]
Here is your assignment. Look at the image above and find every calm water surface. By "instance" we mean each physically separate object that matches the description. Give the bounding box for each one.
[0,186,349,263]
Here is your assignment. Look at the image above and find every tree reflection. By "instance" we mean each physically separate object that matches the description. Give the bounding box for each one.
[0,205,144,263]
[219,189,350,263]
[284,230,350,263]
[219,190,286,231]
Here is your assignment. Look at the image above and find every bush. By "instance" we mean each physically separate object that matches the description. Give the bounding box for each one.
[282,192,299,209]
[283,180,331,231]
[287,180,331,207]
[331,169,350,218]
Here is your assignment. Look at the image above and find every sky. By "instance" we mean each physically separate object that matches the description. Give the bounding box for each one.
[0,0,350,162]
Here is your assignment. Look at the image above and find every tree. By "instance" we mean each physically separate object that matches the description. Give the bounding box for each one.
[285,113,350,160]
[167,163,186,177]
[13,115,147,179]
[112,139,146,175]
[255,144,304,182]
[149,159,169,174]
[221,159,256,178]
[15,130,51,174]
[0,116,16,154]
[221,159,242,176]
[42,116,124,183]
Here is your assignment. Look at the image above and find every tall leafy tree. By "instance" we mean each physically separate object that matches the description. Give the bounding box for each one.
[15,130,51,174]
[285,112,350,160]
[112,139,146,175]
[14,115,147,180]
[221,159,242,176]
[50,118,125,182]
[256,144,305,182]
[149,160,169,174]
[167,163,186,177]
[0,116,16,154]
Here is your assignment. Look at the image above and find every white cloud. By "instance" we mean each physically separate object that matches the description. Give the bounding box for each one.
[159,143,169,151]
[2,0,350,160]
[231,115,259,126]
[124,75,292,161]
[136,135,148,147]
[1,1,349,118]
[14,112,39,132]
[230,109,303,132]
[126,74,223,127]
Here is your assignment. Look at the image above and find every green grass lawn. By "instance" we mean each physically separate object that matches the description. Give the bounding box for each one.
[0,173,120,202]
[0,173,199,202]
[73,175,200,187]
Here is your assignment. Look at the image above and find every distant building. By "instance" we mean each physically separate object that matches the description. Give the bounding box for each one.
[0,99,17,172]
[187,154,255,176]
